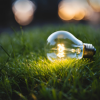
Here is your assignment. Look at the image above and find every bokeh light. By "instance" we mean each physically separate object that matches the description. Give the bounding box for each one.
[58,0,86,21]
[12,0,36,26]
[58,1,75,20]
[58,0,100,23]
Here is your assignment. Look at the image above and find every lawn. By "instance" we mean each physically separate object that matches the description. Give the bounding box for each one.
[0,23,100,100]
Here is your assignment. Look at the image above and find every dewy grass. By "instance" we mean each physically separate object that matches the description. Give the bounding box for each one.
[0,23,100,100]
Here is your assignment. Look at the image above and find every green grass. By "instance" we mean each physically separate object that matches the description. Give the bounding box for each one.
[0,23,100,100]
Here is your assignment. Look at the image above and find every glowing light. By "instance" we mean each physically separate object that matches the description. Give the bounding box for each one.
[58,0,87,21]
[58,1,75,20]
[58,0,100,23]
[58,0,100,22]
[76,48,81,54]
[57,44,65,58]
[71,49,76,53]
[12,0,36,25]
[46,31,96,61]
[74,9,85,20]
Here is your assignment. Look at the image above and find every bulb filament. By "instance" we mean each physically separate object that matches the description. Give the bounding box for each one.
[51,44,81,58]
[57,44,65,58]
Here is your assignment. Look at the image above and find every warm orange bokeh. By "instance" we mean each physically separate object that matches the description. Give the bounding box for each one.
[73,6,86,20]
[12,0,36,26]
[58,1,75,20]
[58,0,86,21]
[58,0,100,22]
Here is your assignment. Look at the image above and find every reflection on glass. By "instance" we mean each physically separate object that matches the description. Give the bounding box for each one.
[46,31,83,61]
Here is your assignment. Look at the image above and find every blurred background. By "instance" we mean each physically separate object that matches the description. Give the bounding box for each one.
[0,0,100,33]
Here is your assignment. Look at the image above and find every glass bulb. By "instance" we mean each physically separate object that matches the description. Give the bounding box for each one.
[46,31,96,61]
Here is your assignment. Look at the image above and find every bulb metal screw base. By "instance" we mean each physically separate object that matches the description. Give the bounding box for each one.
[83,43,96,58]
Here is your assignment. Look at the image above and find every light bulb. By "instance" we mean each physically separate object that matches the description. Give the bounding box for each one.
[46,31,96,61]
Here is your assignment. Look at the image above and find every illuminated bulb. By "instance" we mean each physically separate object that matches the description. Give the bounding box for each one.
[46,31,96,61]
